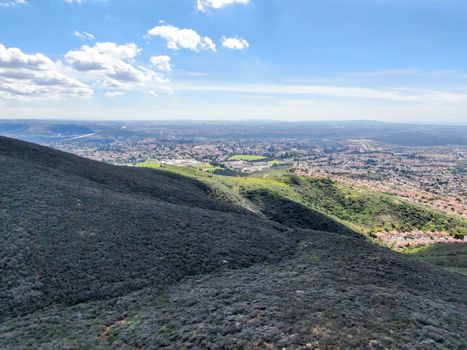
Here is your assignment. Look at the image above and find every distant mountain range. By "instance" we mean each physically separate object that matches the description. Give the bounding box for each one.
[0,136,466,349]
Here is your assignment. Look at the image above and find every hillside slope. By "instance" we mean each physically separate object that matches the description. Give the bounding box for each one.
[0,136,298,319]
[0,136,466,349]
[1,231,466,349]
[409,243,467,276]
[160,166,466,240]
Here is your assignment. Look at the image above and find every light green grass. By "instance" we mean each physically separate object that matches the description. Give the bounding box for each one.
[137,161,161,169]
[191,163,224,173]
[401,245,431,254]
[227,155,267,161]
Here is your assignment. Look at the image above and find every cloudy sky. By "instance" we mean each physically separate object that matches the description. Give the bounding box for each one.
[1,0,467,122]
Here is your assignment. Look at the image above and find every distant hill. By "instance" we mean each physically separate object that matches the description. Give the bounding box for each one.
[0,121,97,144]
[1,120,466,146]
[47,124,94,136]
[0,136,466,349]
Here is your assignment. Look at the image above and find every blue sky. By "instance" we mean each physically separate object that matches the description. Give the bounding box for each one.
[1,0,467,122]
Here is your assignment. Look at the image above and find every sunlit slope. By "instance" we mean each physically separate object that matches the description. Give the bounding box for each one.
[161,166,467,239]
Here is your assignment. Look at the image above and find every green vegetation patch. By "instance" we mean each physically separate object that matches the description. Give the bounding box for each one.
[227,154,267,161]
[191,163,223,173]
[137,161,161,169]
[275,176,466,238]
[160,167,467,239]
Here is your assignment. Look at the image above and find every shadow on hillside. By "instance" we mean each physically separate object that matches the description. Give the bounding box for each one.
[243,189,362,238]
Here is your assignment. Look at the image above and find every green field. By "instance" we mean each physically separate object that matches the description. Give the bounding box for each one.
[137,161,161,169]
[228,154,267,161]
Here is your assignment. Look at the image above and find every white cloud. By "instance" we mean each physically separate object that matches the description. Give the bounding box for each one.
[0,43,92,100]
[146,90,159,97]
[147,25,216,52]
[0,0,27,8]
[66,42,146,85]
[104,91,124,98]
[196,0,250,12]
[73,30,95,40]
[65,42,172,96]
[74,31,95,41]
[222,36,249,50]
[150,55,172,72]
[175,82,467,105]
[0,45,54,70]
[65,0,85,3]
